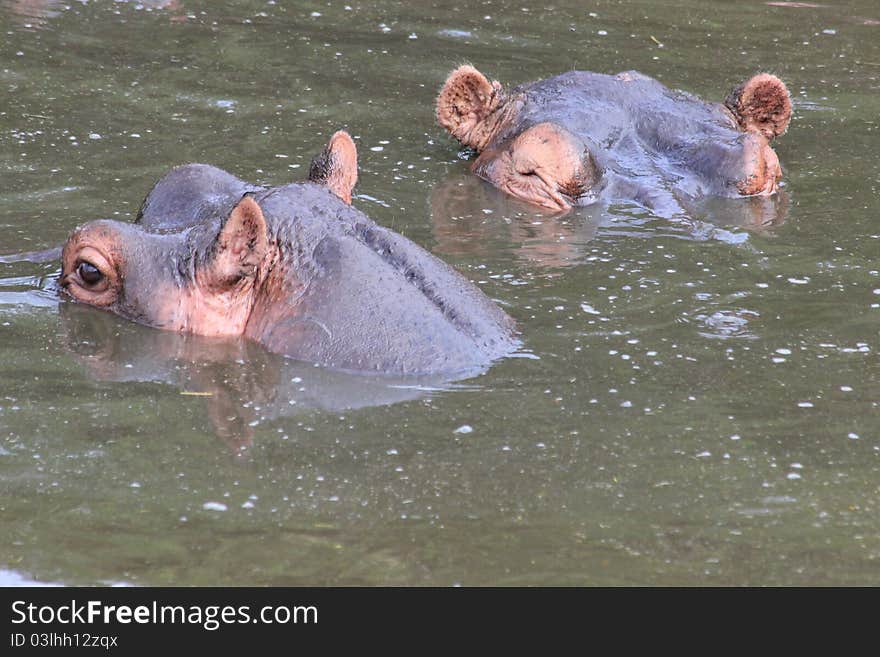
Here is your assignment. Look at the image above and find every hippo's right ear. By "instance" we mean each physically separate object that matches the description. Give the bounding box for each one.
[205,195,269,288]
[436,65,504,150]
[308,130,358,204]
[724,73,792,141]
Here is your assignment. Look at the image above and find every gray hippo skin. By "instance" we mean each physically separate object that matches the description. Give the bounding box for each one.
[59,132,518,376]
[437,66,792,214]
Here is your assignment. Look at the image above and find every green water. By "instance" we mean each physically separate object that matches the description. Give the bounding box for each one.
[0,0,878,586]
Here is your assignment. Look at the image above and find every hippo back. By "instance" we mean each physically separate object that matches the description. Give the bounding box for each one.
[249,183,519,376]
[506,71,738,157]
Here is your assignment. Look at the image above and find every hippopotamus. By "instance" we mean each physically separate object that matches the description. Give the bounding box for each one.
[436,66,792,214]
[59,131,518,376]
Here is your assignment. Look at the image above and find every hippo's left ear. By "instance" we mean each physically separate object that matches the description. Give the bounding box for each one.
[724,73,792,140]
[308,130,358,204]
[206,195,269,288]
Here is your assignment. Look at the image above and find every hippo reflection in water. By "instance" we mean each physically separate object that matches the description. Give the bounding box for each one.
[437,66,792,215]
[59,302,470,451]
[428,171,789,269]
[59,132,518,377]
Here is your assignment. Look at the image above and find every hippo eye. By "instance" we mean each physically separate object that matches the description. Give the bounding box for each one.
[77,261,104,286]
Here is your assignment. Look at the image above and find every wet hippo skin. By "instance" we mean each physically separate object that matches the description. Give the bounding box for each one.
[59,132,518,376]
[437,66,792,214]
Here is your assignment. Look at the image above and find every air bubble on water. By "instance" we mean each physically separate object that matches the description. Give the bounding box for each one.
[130,482,141,488]
[797,402,814,408]
[786,473,801,480]
[453,425,473,434]
[241,501,255,509]
[848,432,860,440]
[386,448,399,455]
[203,502,227,512]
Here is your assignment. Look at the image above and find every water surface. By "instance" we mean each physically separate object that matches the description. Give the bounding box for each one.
[1,0,879,585]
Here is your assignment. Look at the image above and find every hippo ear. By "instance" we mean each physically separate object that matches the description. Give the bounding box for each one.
[437,65,504,150]
[308,130,358,204]
[206,195,269,288]
[724,73,792,140]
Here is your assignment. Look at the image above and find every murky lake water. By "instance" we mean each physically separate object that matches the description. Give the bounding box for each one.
[1,0,878,586]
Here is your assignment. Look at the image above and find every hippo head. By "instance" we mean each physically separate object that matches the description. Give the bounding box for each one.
[436,65,792,212]
[59,131,359,337]
[60,196,270,337]
[436,66,601,211]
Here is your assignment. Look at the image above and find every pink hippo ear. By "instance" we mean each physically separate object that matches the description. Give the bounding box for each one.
[308,130,358,204]
[206,195,269,289]
[724,73,792,140]
[436,65,505,150]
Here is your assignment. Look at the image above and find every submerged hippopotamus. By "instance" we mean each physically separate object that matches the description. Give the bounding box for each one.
[436,66,792,213]
[59,132,518,376]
